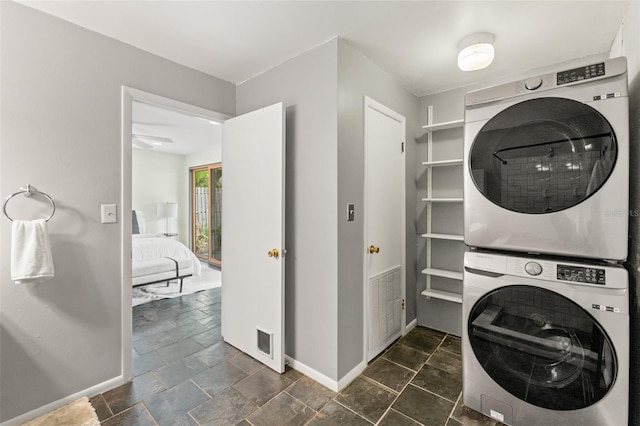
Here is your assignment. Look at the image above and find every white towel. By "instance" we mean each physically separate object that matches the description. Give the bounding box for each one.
[11,219,55,284]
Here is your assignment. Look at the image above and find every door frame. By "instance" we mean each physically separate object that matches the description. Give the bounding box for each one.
[121,87,230,380]
[362,96,407,362]
[190,162,222,265]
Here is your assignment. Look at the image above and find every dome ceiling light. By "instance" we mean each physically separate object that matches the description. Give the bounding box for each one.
[458,32,495,71]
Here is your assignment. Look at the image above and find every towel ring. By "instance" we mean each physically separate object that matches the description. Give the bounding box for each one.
[3,185,56,222]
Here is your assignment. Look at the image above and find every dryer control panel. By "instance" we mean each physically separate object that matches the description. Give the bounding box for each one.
[557,62,605,85]
[557,264,605,285]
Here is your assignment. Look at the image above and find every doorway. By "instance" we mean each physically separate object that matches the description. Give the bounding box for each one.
[363,96,406,362]
[121,87,230,380]
[191,163,222,266]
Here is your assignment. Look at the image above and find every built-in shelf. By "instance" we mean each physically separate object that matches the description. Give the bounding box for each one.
[421,233,464,241]
[422,119,464,132]
[421,197,464,203]
[421,268,463,281]
[421,289,463,304]
[422,159,463,167]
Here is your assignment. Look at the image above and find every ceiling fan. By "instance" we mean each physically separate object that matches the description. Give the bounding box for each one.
[132,134,173,149]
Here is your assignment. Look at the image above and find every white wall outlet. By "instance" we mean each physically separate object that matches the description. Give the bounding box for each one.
[101,204,117,224]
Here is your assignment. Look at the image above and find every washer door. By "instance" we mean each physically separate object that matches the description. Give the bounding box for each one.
[468,285,617,410]
[469,97,617,214]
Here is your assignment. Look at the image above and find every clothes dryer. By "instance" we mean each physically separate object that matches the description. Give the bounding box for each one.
[464,56,629,261]
[462,250,629,425]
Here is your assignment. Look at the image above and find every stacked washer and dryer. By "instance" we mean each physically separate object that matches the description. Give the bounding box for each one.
[462,56,630,425]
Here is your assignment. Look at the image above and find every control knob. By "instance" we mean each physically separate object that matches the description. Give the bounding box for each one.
[525,77,543,90]
[525,261,542,276]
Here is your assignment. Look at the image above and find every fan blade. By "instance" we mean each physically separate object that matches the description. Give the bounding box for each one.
[132,134,173,144]
[132,138,153,149]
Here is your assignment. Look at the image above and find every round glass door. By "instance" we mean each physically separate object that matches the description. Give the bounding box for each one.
[469,98,617,214]
[468,285,617,410]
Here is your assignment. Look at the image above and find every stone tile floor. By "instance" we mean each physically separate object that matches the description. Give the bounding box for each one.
[91,287,498,425]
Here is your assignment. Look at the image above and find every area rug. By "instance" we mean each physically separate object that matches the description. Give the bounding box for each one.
[21,397,99,426]
[133,263,221,306]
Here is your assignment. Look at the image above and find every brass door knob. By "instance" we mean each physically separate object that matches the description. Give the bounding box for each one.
[268,248,280,259]
[369,245,380,254]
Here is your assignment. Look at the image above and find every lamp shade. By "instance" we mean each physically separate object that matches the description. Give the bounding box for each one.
[458,32,495,71]
[156,202,178,218]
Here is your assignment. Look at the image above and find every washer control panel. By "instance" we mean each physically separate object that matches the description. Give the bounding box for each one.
[557,62,605,85]
[557,264,605,285]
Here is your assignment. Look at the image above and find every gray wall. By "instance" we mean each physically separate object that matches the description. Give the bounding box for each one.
[0,2,235,421]
[236,39,340,380]
[336,39,418,377]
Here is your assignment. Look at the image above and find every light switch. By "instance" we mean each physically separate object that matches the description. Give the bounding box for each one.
[101,204,117,224]
[347,203,355,221]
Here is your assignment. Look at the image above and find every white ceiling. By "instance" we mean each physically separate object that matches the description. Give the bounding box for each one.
[133,101,221,155]
[20,1,630,96]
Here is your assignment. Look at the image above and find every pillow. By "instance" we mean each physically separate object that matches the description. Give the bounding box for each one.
[136,210,147,233]
[132,210,140,234]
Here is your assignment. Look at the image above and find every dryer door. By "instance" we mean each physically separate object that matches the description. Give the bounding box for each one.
[468,285,616,410]
[469,97,617,214]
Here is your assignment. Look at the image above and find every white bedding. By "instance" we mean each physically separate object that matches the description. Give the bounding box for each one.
[132,235,202,276]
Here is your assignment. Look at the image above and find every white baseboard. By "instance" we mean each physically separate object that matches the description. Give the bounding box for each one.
[404,318,417,335]
[1,375,126,426]
[336,360,367,391]
[285,356,367,393]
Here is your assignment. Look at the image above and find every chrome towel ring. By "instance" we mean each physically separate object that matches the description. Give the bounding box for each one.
[3,184,56,222]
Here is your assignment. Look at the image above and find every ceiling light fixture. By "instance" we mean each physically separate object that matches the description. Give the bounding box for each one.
[457,32,495,71]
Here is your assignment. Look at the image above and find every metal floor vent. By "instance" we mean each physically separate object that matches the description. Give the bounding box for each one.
[257,328,273,358]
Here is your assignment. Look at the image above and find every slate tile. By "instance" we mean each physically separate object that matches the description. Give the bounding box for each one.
[382,343,429,371]
[189,387,257,425]
[153,355,208,389]
[89,394,112,421]
[102,372,165,415]
[283,365,304,383]
[133,350,166,376]
[233,367,293,406]
[286,375,336,411]
[427,348,462,375]
[392,384,453,425]
[363,358,414,392]
[228,352,264,375]
[101,403,157,426]
[192,325,222,348]
[193,341,240,367]
[246,392,315,426]
[399,327,444,354]
[192,360,248,395]
[165,321,209,342]
[450,402,499,426]
[378,408,422,425]
[335,377,396,423]
[307,401,371,426]
[411,364,462,401]
[441,335,462,355]
[133,331,177,355]
[143,380,209,426]
[156,338,204,363]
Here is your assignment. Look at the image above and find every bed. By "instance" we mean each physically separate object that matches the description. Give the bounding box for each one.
[131,211,201,291]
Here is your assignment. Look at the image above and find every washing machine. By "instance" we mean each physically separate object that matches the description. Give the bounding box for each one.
[462,250,629,425]
[464,56,629,261]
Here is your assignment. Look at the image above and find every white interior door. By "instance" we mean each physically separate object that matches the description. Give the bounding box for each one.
[364,97,406,361]
[221,102,285,373]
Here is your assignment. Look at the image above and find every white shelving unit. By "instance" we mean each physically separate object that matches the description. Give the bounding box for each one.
[421,105,464,304]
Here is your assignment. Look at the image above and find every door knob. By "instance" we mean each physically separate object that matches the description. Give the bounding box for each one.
[369,245,380,254]
[268,248,279,259]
